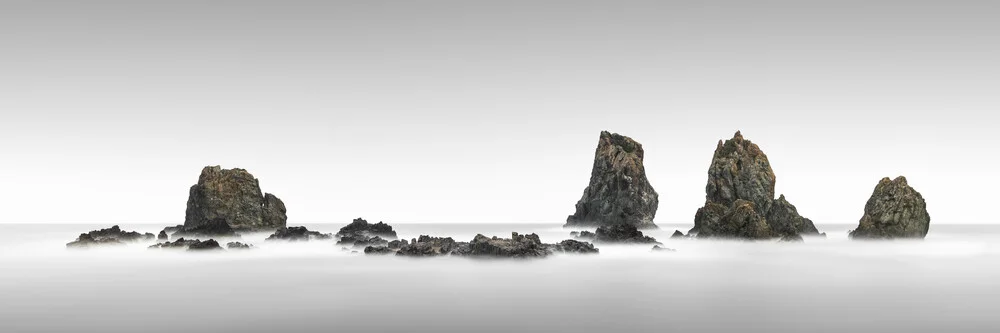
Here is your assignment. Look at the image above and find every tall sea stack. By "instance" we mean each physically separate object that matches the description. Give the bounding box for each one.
[566,131,659,229]
[849,176,930,239]
[184,166,288,231]
[690,131,819,239]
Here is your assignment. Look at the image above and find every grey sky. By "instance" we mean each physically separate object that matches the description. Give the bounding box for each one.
[1,0,997,224]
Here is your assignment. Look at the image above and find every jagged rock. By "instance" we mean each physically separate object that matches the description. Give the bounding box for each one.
[159,225,183,238]
[387,239,409,249]
[651,245,677,252]
[336,218,398,239]
[569,231,581,237]
[566,131,659,229]
[464,233,551,258]
[187,239,223,251]
[266,226,333,241]
[552,239,599,254]
[779,234,804,242]
[173,218,239,238]
[149,238,200,249]
[690,132,818,239]
[364,246,395,255]
[395,236,462,257]
[767,195,820,236]
[157,230,168,240]
[337,235,388,248]
[184,166,287,231]
[671,230,685,239]
[227,242,253,249]
[66,225,154,248]
[592,224,660,244]
[849,176,930,239]
[575,231,596,240]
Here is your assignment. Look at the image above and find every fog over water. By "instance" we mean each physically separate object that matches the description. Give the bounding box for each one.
[2,223,999,332]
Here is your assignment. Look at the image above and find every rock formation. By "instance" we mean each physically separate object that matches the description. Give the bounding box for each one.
[670,230,686,239]
[157,230,168,240]
[148,238,221,251]
[227,242,253,249]
[336,218,398,239]
[566,131,659,229]
[584,224,661,244]
[66,225,155,248]
[184,166,287,231]
[266,226,333,241]
[690,132,819,239]
[849,176,930,239]
[173,218,239,238]
[365,233,599,258]
[187,239,223,251]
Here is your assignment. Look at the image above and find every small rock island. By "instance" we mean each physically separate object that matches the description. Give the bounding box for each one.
[689,131,820,240]
[565,131,659,229]
[184,166,288,231]
[849,176,930,239]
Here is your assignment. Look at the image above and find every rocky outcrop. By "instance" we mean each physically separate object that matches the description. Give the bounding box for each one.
[651,245,676,252]
[266,226,333,241]
[671,230,686,239]
[849,176,930,239]
[336,218,398,239]
[184,166,287,231]
[338,235,389,249]
[227,242,253,249]
[690,132,819,239]
[149,238,223,251]
[173,218,239,238]
[366,233,599,257]
[579,224,660,244]
[66,225,154,248]
[187,239,223,251]
[566,131,659,229]
[157,230,168,240]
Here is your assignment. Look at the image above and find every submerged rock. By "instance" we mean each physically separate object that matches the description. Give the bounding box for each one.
[187,239,223,251]
[566,131,659,229]
[690,132,819,239]
[66,225,154,248]
[266,226,333,241]
[849,176,930,239]
[157,230,168,240]
[336,218,398,239]
[367,233,599,258]
[173,218,239,238]
[337,235,389,248]
[395,236,464,257]
[227,242,253,249]
[670,230,686,239]
[552,239,600,254]
[592,224,660,244]
[184,166,288,231]
[651,245,676,252]
[149,238,201,249]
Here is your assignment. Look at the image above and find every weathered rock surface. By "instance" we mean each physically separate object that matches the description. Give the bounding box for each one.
[148,238,201,249]
[366,233,598,258]
[849,176,930,239]
[157,230,168,240]
[589,224,660,244]
[566,131,659,229]
[173,218,239,238]
[467,233,552,258]
[337,235,388,248]
[184,166,287,231]
[227,242,253,249]
[395,236,465,257]
[187,239,223,251]
[336,218,398,239]
[266,226,333,241]
[552,239,600,254]
[690,132,819,239]
[66,225,154,248]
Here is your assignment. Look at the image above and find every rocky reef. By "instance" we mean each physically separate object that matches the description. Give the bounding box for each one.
[148,238,222,251]
[689,131,820,240]
[849,176,930,239]
[266,226,333,241]
[172,218,239,239]
[66,225,155,248]
[575,224,660,244]
[336,218,398,239]
[227,242,253,249]
[566,131,659,229]
[365,233,598,258]
[183,166,287,231]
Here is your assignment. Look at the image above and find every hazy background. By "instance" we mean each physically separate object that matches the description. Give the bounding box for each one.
[1,0,996,225]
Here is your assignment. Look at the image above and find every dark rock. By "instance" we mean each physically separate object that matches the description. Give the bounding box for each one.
[227,242,253,249]
[148,238,201,249]
[576,231,596,240]
[184,166,287,231]
[364,246,395,255]
[779,234,804,242]
[651,245,677,252]
[396,236,462,257]
[266,226,333,241]
[465,233,552,258]
[552,239,599,254]
[336,218,398,239]
[671,230,685,239]
[387,239,409,249]
[337,235,388,248]
[592,224,660,244]
[187,239,223,251]
[173,218,239,238]
[566,131,659,229]
[690,132,818,239]
[849,176,930,239]
[66,225,154,248]
[157,230,168,240]
[569,231,581,237]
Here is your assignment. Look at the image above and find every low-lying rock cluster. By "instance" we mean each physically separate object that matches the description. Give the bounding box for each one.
[574,224,660,244]
[66,225,155,248]
[266,226,332,241]
[365,233,598,258]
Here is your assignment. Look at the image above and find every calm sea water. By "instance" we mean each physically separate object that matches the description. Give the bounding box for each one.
[2,223,1000,333]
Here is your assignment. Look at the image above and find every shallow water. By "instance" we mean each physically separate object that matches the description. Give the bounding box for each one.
[2,223,1000,332]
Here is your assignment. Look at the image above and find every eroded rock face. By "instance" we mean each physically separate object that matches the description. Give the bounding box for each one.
[690,132,818,239]
[566,131,659,229]
[66,225,154,248]
[266,226,333,241]
[336,218,398,239]
[849,176,930,239]
[173,218,239,238]
[184,166,287,231]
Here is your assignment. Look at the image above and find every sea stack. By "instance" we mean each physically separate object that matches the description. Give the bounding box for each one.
[565,131,659,229]
[689,131,819,239]
[184,166,287,231]
[849,176,930,239]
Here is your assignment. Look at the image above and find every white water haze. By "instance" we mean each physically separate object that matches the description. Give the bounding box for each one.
[3,223,1000,332]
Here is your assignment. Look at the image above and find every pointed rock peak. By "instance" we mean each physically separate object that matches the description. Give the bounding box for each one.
[566,131,659,228]
[893,176,909,185]
[777,194,787,201]
[733,130,744,141]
